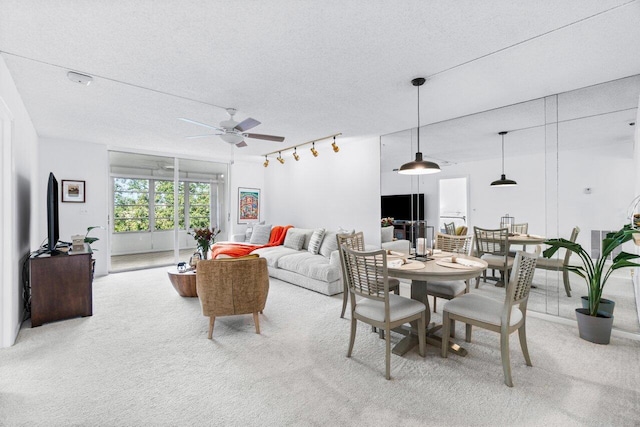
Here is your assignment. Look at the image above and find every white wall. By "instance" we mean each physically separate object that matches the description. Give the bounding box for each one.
[38,138,109,277]
[0,56,38,347]
[264,136,381,246]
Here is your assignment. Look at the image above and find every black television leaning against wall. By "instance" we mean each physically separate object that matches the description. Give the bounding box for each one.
[47,172,60,254]
[381,194,425,221]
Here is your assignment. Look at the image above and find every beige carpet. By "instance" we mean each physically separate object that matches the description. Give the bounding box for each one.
[1,267,640,426]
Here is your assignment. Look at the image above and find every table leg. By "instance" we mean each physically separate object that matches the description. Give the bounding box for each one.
[391,279,468,357]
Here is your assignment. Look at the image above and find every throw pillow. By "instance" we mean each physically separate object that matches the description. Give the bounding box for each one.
[244,227,253,242]
[283,229,305,251]
[249,224,272,245]
[319,231,338,258]
[307,228,326,254]
[381,226,394,243]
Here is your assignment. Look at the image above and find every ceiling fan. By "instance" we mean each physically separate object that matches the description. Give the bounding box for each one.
[178,108,285,147]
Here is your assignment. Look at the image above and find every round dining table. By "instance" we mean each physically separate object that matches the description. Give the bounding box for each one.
[386,253,488,357]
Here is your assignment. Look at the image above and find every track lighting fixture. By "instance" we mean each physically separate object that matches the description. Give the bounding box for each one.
[277,152,285,164]
[332,136,339,153]
[263,156,269,168]
[311,142,319,157]
[293,148,300,161]
[398,77,441,175]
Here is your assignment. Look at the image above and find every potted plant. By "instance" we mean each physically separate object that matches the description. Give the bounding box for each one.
[84,226,104,279]
[189,227,222,260]
[543,224,640,344]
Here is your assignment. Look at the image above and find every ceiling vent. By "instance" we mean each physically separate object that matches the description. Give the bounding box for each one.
[67,71,93,85]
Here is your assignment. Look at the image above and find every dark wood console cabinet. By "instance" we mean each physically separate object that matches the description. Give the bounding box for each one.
[29,246,93,327]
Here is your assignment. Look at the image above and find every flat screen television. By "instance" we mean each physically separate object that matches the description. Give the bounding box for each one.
[47,172,60,254]
[381,194,425,221]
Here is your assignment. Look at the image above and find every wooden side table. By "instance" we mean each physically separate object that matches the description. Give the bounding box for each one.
[167,268,198,297]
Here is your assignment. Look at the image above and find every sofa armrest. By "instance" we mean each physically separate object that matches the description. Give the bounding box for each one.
[230,233,246,242]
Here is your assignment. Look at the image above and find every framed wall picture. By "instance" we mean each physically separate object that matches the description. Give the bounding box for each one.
[61,180,86,203]
[238,187,260,223]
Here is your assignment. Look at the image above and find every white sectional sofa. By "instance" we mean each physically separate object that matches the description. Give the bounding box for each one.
[238,227,343,296]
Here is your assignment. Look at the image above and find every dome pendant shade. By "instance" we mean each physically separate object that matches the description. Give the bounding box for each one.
[491,131,517,187]
[398,152,441,175]
[491,174,517,186]
[398,77,441,175]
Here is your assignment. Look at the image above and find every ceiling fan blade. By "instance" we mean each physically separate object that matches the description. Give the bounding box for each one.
[245,133,285,142]
[234,117,261,132]
[186,134,223,139]
[235,141,248,148]
[178,117,225,132]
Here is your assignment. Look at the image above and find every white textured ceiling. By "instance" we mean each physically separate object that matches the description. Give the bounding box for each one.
[1,0,639,162]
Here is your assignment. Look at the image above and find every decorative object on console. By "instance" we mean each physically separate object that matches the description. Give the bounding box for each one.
[490,131,517,187]
[61,179,86,203]
[398,77,441,175]
[238,187,260,223]
[543,224,640,344]
[381,217,394,227]
[189,227,222,260]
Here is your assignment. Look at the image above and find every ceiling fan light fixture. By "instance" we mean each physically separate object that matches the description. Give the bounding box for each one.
[491,131,517,187]
[398,77,440,175]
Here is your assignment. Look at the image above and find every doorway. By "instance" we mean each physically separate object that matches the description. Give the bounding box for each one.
[438,177,468,233]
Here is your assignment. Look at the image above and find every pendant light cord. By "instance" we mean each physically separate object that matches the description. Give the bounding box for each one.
[417,83,421,153]
[501,133,505,174]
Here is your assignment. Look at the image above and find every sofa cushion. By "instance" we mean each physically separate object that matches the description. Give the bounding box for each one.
[308,228,325,254]
[319,231,338,258]
[251,246,300,268]
[381,226,394,243]
[250,224,272,245]
[277,252,341,283]
[244,227,253,242]
[283,229,306,250]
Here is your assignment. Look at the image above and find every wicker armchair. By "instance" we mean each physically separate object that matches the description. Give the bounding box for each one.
[341,245,426,380]
[427,233,474,314]
[441,247,540,387]
[196,255,269,338]
[474,226,514,288]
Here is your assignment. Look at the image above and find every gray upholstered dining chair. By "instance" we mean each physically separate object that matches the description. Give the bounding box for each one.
[474,226,514,288]
[340,245,426,380]
[426,232,474,314]
[535,226,580,297]
[441,247,540,387]
[336,232,399,320]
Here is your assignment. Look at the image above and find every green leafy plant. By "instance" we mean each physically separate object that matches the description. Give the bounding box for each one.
[381,217,394,227]
[84,226,103,251]
[543,224,640,316]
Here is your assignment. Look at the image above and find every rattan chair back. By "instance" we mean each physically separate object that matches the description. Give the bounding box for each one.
[435,232,473,255]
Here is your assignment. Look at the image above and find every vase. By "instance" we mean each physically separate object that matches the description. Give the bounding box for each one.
[575,308,614,344]
[580,296,615,316]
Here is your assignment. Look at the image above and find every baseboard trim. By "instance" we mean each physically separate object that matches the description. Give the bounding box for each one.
[527,310,640,342]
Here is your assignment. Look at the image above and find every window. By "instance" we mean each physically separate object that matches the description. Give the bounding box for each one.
[113,178,150,232]
[154,181,185,230]
[189,182,211,229]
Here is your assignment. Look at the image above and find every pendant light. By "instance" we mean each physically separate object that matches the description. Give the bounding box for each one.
[398,77,440,175]
[490,131,517,187]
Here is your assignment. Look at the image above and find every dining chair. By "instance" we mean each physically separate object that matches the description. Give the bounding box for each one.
[337,232,400,320]
[341,245,426,380]
[427,233,474,314]
[535,226,580,297]
[441,247,540,387]
[508,222,529,256]
[473,226,514,288]
[444,222,456,235]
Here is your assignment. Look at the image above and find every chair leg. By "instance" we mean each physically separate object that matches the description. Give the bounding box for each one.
[340,283,348,318]
[518,323,532,367]
[563,270,572,297]
[347,317,357,357]
[475,276,480,289]
[433,296,437,313]
[441,311,450,358]
[500,329,513,387]
[418,313,426,358]
[385,325,391,380]
[465,324,472,342]
[208,316,215,339]
[253,312,261,334]
[449,318,456,338]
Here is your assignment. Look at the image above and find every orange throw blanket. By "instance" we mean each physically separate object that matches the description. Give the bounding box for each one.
[210,225,293,259]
